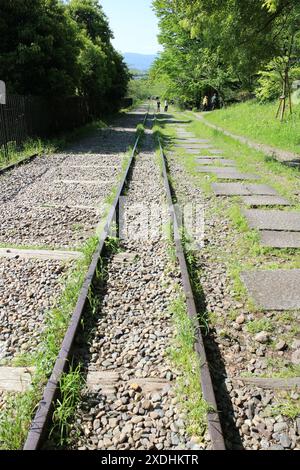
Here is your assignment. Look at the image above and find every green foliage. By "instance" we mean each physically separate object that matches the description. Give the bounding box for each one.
[0,0,81,96]
[151,0,300,106]
[51,366,84,445]
[0,0,129,110]
[246,318,274,334]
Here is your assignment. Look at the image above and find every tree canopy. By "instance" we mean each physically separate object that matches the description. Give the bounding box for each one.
[0,0,129,110]
[151,0,300,106]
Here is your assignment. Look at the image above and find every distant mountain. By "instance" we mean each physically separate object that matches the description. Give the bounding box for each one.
[123,53,157,72]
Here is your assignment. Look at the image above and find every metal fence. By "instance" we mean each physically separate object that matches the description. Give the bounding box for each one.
[0,94,133,164]
[0,94,91,162]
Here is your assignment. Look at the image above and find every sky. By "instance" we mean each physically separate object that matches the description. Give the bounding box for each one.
[100,0,162,55]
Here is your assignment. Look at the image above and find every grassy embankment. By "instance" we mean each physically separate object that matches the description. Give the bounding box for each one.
[203,100,300,155]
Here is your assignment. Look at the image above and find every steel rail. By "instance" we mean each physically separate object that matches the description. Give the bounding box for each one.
[23,108,149,450]
[0,153,39,176]
[157,135,226,450]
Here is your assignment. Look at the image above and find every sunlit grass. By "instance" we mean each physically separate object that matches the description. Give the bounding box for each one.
[203,100,300,154]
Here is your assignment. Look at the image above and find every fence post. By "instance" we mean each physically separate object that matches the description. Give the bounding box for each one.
[0,81,8,162]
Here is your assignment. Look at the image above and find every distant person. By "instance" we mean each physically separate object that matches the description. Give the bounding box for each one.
[202,95,209,111]
[157,99,161,113]
[164,99,169,112]
[211,93,218,110]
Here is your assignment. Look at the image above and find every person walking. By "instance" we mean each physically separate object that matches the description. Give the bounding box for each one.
[211,93,218,111]
[202,95,209,111]
[164,99,169,112]
[157,99,161,113]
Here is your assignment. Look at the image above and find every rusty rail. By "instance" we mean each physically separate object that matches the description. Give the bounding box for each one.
[23,108,149,450]
[157,135,226,450]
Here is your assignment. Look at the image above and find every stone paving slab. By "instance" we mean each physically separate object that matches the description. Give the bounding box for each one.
[208,149,223,154]
[185,147,213,153]
[196,155,227,159]
[197,166,237,173]
[214,171,260,180]
[176,139,210,143]
[241,269,300,310]
[175,143,211,149]
[196,158,235,166]
[241,195,291,206]
[212,183,278,196]
[243,209,300,231]
[260,231,300,248]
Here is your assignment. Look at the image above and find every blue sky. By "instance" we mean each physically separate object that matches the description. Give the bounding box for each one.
[100,0,162,55]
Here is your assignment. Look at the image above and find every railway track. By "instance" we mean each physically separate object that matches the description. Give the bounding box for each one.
[0,106,151,449]
[11,107,225,451]
[1,104,298,452]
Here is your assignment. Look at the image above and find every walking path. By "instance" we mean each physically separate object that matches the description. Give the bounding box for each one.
[163,113,300,450]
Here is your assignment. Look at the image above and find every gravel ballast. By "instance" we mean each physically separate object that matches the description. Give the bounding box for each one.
[67,122,210,451]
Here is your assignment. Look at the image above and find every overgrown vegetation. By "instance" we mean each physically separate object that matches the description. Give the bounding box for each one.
[168,296,210,438]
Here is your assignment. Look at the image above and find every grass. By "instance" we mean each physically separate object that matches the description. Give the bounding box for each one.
[246,318,274,334]
[0,138,55,170]
[269,396,300,420]
[168,296,210,438]
[203,100,300,155]
[51,366,84,446]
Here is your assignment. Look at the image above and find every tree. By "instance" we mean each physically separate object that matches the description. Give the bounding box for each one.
[67,0,129,111]
[0,0,81,96]
[151,0,300,109]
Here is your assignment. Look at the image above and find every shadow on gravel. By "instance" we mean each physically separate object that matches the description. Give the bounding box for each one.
[64,112,145,155]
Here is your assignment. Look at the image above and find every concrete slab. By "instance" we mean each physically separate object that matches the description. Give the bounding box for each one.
[0,367,35,393]
[242,195,291,206]
[185,147,213,153]
[212,183,251,195]
[175,143,211,149]
[212,183,278,196]
[241,269,300,310]
[197,166,237,173]
[0,248,83,261]
[196,158,235,166]
[260,231,300,248]
[197,155,229,161]
[243,209,300,231]
[247,185,279,195]
[176,139,210,143]
[215,171,260,180]
[208,150,223,154]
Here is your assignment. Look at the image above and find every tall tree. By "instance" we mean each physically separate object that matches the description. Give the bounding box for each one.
[152,0,300,106]
[0,0,81,96]
[68,0,129,110]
